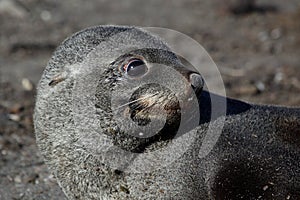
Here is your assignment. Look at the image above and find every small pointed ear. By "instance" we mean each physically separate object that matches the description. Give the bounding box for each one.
[48,72,68,86]
[189,72,204,94]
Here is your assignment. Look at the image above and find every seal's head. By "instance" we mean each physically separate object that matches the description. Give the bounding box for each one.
[37,25,204,154]
[95,47,203,153]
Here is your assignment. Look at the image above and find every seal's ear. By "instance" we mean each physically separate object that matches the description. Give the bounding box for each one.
[48,67,73,86]
[189,72,204,94]
[49,73,66,86]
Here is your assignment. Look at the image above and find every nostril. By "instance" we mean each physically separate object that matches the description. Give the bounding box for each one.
[189,73,204,92]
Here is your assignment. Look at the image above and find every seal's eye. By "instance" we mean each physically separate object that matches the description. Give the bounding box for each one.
[123,59,148,77]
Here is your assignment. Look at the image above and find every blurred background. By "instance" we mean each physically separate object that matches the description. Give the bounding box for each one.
[0,0,299,199]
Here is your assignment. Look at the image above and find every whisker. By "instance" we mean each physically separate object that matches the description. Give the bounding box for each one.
[113,92,159,111]
[116,77,135,85]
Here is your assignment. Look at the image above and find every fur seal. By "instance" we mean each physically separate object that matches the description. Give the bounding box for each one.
[34,25,300,199]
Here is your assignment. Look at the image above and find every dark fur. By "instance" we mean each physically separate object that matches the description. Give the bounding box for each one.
[34,25,300,199]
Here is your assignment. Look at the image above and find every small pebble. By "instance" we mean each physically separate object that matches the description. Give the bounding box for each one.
[1,150,7,155]
[14,175,22,183]
[8,114,20,122]
[255,81,265,93]
[40,10,52,21]
[22,78,33,91]
[262,185,269,191]
[274,72,283,84]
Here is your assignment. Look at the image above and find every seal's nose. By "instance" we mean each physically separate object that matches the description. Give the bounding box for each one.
[189,73,204,94]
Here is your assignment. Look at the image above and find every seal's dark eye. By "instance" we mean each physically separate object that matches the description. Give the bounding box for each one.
[123,59,148,77]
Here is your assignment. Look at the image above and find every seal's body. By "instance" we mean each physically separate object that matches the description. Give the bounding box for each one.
[34,25,300,199]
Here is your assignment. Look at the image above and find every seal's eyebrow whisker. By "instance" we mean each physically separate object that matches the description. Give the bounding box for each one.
[113,92,159,111]
[116,78,135,85]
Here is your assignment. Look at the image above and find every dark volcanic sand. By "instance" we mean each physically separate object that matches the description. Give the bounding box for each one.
[0,0,300,199]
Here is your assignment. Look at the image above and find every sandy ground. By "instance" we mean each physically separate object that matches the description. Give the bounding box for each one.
[0,0,300,199]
